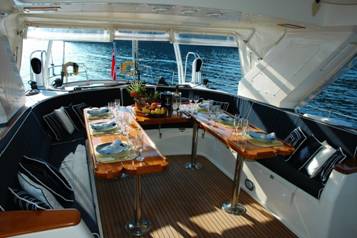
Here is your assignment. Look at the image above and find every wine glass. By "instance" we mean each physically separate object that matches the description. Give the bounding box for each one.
[193,95,200,113]
[240,118,249,136]
[114,99,121,111]
[233,114,240,136]
[132,130,144,161]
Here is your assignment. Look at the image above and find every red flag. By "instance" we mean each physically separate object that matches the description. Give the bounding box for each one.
[111,46,117,80]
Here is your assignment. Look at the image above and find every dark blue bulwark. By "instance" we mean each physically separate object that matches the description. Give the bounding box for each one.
[0,86,356,218]
[236,96,357,198]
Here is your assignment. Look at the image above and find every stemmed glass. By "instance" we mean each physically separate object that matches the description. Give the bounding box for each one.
[233,114,240,136]
[132,129,144,161]
[193,95,200,113]
[240,118,249,136]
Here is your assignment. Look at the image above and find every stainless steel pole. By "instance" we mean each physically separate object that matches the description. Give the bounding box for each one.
[185,122,202,170]
[222,153,246,215]
[126,175,151,236]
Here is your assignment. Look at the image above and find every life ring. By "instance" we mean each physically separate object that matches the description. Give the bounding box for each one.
[121,61,134,74]
[63,62,79,77]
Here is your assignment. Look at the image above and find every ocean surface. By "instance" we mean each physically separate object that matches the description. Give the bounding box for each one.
[20,40,356,128]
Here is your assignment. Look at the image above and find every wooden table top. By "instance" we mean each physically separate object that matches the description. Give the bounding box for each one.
[84,108,168,179]
[192,113,294,160]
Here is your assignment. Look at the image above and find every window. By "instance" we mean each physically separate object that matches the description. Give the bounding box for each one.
[298,54,357,128]
[138,41,178,85]
[180,44,241,95]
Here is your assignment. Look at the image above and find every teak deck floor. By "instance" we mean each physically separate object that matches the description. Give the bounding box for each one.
[95,156,296,238]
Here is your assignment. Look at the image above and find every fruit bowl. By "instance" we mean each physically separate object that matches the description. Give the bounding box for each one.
[141,102,167,118]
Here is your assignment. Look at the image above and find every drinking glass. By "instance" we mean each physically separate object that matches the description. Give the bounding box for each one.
[193,95,200,113]
[108,102,115,111]
[132,130,144,161]
[233,114,240,135]
[208,100,214,118]
[240,118,249,136]
[114,99,121,111]
[173,92,181,111]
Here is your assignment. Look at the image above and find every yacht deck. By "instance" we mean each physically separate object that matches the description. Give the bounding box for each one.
[96,156,296,238]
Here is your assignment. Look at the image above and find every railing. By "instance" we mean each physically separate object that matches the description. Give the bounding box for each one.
[296,105,357,129]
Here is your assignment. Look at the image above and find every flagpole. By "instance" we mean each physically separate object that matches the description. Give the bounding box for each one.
[111,41,117,80]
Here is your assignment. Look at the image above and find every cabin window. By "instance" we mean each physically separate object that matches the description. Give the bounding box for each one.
[297,54,357,128]
[178,43,241,95]
[137,41,178,85]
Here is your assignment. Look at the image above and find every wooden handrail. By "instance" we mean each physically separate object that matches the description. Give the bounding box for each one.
[0,209,81,238]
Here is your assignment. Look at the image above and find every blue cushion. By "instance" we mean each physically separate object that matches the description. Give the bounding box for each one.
[19,156,74,207]
[8,187,51,210]
[286,135,323,170]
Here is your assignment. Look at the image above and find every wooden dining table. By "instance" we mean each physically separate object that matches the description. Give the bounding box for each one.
[187,111,294,215]
[84,107,171,236]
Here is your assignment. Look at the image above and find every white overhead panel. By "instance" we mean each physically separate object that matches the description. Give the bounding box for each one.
[26,26,111,42]
[174,32,237,47]
[114,30,170,41]
[10,0,357,27]
[238,30,357,109]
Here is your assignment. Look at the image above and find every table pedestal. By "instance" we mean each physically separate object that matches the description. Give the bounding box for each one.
[222,153,246,215]
[185,122,202,170]
[126,175,151,236]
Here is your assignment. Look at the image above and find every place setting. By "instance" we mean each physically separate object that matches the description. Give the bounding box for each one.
[229,115,283,149]
[95,139,138,164]
[89,120,119,135]
[87,106,113,120]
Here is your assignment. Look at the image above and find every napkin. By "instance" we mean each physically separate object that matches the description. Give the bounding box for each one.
[87,107,109,116]
[90,120,116,131]
[96,140,127,155]
[248,131,276,142]
[217,114,233,122]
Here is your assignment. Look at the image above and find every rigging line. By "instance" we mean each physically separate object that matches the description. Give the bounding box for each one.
[321,0,357,5]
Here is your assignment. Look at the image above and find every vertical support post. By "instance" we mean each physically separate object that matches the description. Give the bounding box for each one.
[185,121,202,170]
[126,175,151,236]
[222,153,246,215]
[173,43,184,84]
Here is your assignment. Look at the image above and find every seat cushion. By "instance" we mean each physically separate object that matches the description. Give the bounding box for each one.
[318,148,347,184]
[8,187,51,210]
[54,107,77,134]
[59,143,96,223]
[304,141,336,178]
[43,110,84,142]
[59,143,99,234]
[17,172,62,209]
[284,127,307,148]
[19,156,74,207]
[49,138,85,169]
[72,103,88,128]
[286,135,323,170]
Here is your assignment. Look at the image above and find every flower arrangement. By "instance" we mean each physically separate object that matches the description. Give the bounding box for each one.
[128,80,146,98]
[128,80,148,109]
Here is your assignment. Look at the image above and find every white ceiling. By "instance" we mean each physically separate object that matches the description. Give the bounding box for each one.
[3,0,357,29]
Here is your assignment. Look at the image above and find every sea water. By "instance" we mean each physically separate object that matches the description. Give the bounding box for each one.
[20,40,356,128]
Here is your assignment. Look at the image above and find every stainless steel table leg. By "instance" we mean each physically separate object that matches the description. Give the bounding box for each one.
[185,122,202,170]
[222,153,246,215]
[126,175,151,236]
